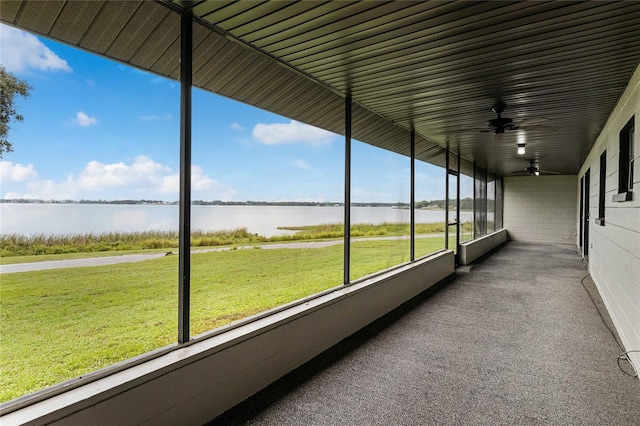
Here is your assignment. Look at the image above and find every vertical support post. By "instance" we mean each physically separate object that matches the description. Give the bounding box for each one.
[484,167,488,235]
[500,176,504,230]
[579,176,584,246]
[456,152,461,254]
[494,174,498,232]
[472,162,477,239]
[343,95,352,284]
[444,150,450,250]
[410,129,415,261]
[178,13,192,344]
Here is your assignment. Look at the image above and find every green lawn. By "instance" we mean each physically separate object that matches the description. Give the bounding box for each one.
[0,236,447,402]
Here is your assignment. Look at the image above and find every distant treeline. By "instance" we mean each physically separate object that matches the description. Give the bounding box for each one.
[1,199,176,205]
[1,198,473,208]
[414,197,473,210]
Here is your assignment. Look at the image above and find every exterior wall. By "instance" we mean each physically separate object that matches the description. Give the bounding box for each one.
[578,65,640,373]
[1,252,454,426]
[503,175,578,244]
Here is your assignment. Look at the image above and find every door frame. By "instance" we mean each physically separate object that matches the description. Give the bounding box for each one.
[445,150,461,264]
[582,169,590,258]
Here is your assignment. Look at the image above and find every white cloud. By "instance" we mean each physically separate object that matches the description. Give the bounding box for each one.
[155,165,214,194]
[252,120,336,147]
[147,75,176,89]
[11,176,77,200]
[191,165,215,191]
[156,166,236,199]
[208,181,237,201]
[73,112,97,127]
[77,156,171,190]
[0,24,71,73]
[1,161,39,182]
[2,156,236,201]
[230,122,245,131]
[140,114,172,121]
[292,159,311,170]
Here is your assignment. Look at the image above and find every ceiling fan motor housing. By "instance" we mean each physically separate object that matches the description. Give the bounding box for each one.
[486,117,513,133]
[486,102,514,133]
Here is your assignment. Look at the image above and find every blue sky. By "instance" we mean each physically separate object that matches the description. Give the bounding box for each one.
[0,23,449,203]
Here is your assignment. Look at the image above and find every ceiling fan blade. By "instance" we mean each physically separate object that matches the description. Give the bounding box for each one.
[514,117,549,126]
[518,125,559,132]
[445,127,485,134]
[538,170,561,175]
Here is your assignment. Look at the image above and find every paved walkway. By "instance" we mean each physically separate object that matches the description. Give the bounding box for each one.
[0,253,169,274]
[0,234,446,274]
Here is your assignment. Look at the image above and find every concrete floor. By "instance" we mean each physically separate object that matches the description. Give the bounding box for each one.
[209,242,640,425]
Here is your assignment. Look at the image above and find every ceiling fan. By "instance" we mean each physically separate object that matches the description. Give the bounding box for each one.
[511,160,561,176]
[482,102,552,135]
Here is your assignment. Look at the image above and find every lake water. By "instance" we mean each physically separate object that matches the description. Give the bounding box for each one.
[0,204,474,237]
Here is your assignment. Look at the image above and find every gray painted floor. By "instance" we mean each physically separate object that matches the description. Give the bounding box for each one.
[209,242,640,425]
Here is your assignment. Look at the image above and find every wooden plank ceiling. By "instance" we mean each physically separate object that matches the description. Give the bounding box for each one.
[2,1,639,176]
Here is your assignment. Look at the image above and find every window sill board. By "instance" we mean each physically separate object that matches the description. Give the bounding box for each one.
[612,191,633,202]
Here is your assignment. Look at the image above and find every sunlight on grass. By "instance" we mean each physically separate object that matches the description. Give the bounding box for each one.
[0,256,178,401]
[0,228,452,402]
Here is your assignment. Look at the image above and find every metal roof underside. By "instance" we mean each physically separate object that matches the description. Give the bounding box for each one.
[2,1,639,176]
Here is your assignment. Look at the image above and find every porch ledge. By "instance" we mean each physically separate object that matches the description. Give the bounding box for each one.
[459,229,508,265]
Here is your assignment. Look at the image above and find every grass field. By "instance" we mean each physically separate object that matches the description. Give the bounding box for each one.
[0,222,473,402]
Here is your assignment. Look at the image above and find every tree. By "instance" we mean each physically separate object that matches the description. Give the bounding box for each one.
[1,66,32,157]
